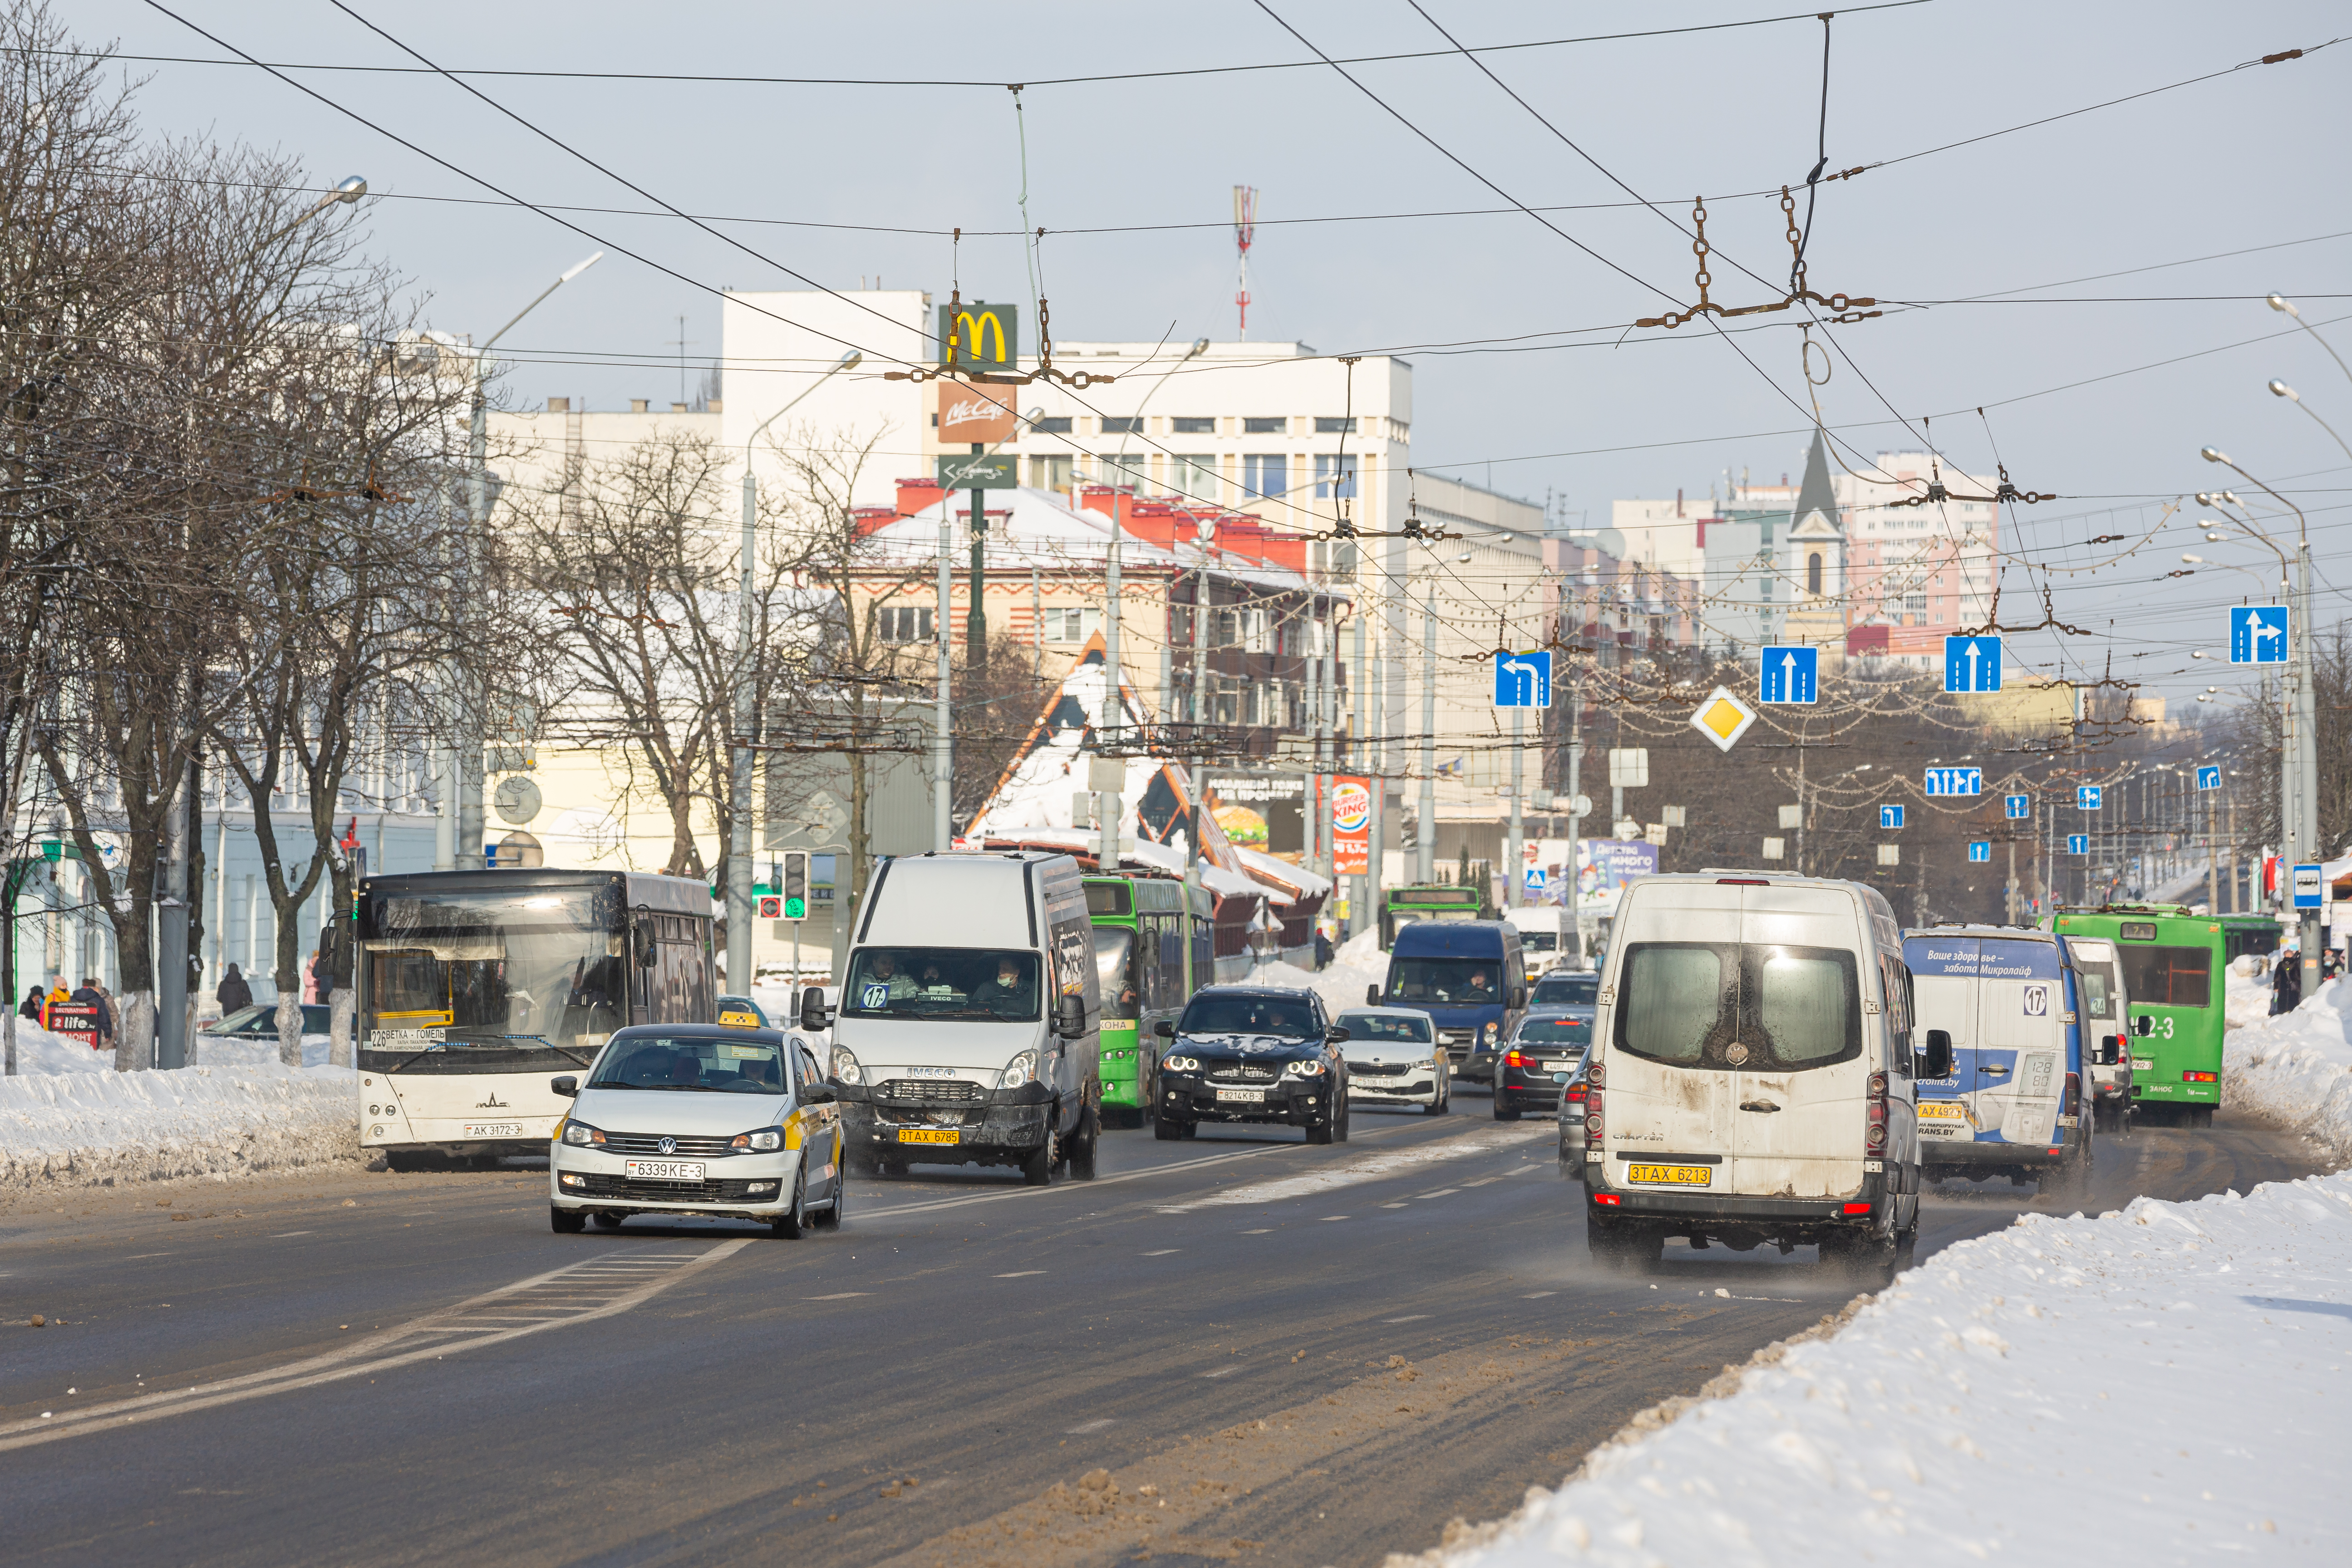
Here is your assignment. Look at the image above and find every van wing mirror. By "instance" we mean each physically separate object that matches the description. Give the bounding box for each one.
[2096,1034,2122,1066]
[1056,993,1087,1039]
[1920,1029,1953,1081]
[551,1075,579,1098]
[1509,986,1527,1010]
[1366,984,1382,1007]
[799,986,832,1032]
[2131,1014,2154,1037]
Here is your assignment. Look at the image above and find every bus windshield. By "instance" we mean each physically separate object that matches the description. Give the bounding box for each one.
[361,887,620,1070]
[1092,929,1140,1017]
[843,949,1041,1020]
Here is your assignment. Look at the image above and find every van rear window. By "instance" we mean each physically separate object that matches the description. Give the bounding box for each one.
[1614,942,1860,1073]
[2117,945,2209,1009]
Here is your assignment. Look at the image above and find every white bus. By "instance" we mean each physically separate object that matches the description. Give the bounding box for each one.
[357,870,716,1170]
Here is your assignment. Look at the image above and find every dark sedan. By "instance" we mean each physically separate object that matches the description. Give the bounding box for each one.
[1492,1010,1590,1121]
[1152,986,1351,1145]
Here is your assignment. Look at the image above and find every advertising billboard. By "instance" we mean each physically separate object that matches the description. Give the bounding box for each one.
[1330,775,1372,875]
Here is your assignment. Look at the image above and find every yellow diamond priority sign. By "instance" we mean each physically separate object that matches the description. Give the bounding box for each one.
[1690,686,1758,753]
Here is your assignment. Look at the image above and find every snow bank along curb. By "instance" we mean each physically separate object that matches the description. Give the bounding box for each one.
[0,1063,360,1192]
[1393,1175,2352,1565]
[2225,972,2352,1163]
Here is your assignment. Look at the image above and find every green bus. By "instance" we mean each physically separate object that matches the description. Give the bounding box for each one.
[1378,884,1488,949]
[2219,912,2284,966]
[2050,904,2224,1126]
[1086,875,1215,1126]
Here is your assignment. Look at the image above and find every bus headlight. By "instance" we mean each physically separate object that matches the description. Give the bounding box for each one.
[562,1121,605,1147]
[733,1127,786,1153]
[831,1046,864,1085]
[998,1049,1038,1089]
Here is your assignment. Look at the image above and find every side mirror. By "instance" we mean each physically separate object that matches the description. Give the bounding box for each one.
[1920,1029,1953,1081]
[1056,993,1087,1039]
[800,1084,836,1106]
[551,1075,579,1098]
[799,986,832,1033]
[1325,1024,1350,1044]
[1154,1018,1176,1038]
[2131,1014,2154,1037]
[635,929,658,969]
[1366,984,1382,1007]
[1509,987,1527,1010]
[2096,1034,2122,1066]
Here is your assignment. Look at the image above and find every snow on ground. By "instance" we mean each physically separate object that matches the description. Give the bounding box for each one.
[1403,1175,2352,1565]
[2226,971,2352,1163]
[1,1022,357,1192]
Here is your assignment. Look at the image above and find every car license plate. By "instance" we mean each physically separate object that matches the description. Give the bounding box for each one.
[464,1122,523,1138]
[897,1128,959,1145]
[625,1160,704,1181]
[1916,1101,1966,1122]
[1626,1163,1710,1186]
[1216,1088,1266,1103]
[1544,1061,1574,1073]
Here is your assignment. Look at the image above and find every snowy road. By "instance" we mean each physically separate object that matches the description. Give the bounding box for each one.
[0,1098,2321,1567]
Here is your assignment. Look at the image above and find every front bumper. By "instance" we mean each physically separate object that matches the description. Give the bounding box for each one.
[835,1079,1054,1165]
[1159,1073,1340,1126]
[1348,1068,1439,1106]
[549,1145,799,1217]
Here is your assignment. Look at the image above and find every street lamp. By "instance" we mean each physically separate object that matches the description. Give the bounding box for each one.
[2268,378,2352,466]
[726,349,863,989]
[260,174,366,248]
[2268,293,2352,388]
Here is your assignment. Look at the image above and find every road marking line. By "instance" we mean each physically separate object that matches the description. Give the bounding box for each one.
[1319,1215,1350,1222]
[994,1270,1046,1278]
[0,1240,749,1455]
[1418,1188,1461,1199]
[1242,1229,1272,1234]
[1066,1418,1116,1434]
[270,1232,312,1238]
[124,1253,170,1260]
[804,1292,870,1300]
[1142,1249,1181,1256]
[1384,1314,1431,1323]
[1461,1177,1501,1188]
[1202,1366,1242,1378]
[1522,1291,1555,1299]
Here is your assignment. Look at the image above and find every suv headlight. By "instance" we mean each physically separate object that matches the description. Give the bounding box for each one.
[998,1048,1038,1089]
[732,1127,786,1153]
[1162,1055,1201,1073]
[561,1121,605,1147]
[831,1045,863,1085]
[1283,1058,1328,1077]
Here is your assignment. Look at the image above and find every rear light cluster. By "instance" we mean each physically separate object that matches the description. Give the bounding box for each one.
[2182,1070,2218,1083]
[2062,1072,2081,1116]
[1565,1084,1589,1103]
[1585,1088,1604,1141]
[1865,1070,1888,1154]
[1504,1048,1525,1068]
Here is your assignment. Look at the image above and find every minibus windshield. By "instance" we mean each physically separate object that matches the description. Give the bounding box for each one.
[842,949,1041,1020]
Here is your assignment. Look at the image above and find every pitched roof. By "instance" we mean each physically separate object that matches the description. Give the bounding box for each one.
[1792,426,1840,533]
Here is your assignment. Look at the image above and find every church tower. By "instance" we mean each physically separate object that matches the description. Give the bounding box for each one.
[1781,425,1846,648]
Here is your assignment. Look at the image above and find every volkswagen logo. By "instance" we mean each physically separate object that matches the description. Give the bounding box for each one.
[657,1136,677,1155]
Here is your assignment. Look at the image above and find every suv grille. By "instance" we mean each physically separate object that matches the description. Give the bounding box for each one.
[572,1174,773,1202]
[1207,1063,1278,1084]
[600,1133,736,1157]
[877,1079,984,1103]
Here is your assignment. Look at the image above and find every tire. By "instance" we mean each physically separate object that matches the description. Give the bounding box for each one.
[1069,1105,1100,1181]
[1178,1120,1198,1140]
[1305,1115,1333,1146]
[2191,1105,2215,1130]
[550,1206,586,1234]
[1020,1123,1058,1187]
[1890,1226,1918,1278]
[387,1150,437,1174]
[1492,1091,1521,1122]
[1154,1113,1186,1141]
[1822,1232,1896,1286]
[771,1169,808,1238]
[820,1157,847,1229]
[1423,1092,1447,1116]
[1333,1090,1351,1144]
[590,1211,624,1229]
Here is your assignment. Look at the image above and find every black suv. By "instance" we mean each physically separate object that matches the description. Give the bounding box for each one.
[1152,985,1352,1145]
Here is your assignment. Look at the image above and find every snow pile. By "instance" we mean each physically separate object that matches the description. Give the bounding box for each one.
[6,1021,113,1074]
[1405,1175,2352,1565]
[0,1061,359,1192]
[193,1032,334,1070]
[2225,973,2352,1162]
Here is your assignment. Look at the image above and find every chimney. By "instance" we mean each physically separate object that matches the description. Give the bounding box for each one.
[708,398,723,413]
[1676,487,1683,518]
[671,402,690,413]
[546,396,570,413]
[894,476,948,517]
[630,399,648,413]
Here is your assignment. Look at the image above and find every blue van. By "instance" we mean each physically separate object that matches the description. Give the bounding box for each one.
[1372,920,1526,1084]
[1902,927,2093,1197]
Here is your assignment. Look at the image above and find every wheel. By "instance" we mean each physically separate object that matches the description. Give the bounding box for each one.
[1069,1105,1100,1181]
[1178,1119,1198,1139]
[1020,1123,1058,1187]
[550,1206,586,1234]
[1890,1226,1918,1277]
[1821,1232,1897,1286]
[1305,1116,1333,1146]
[1333,1090,1350,1143]
[590,1211,624,1229]
[1492,1091,1520,1122]
[771,1169,808,1238]
[2191,1105,2215,1129]
[1154,1113,1186,1141]
[1423,1091,1447,1116]
[820,1157,847,1229]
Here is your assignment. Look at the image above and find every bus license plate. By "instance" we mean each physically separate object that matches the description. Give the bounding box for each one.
[464,1122,523,1138]
[897,1129,959,1145]
[1916,1101,1966,1122]
[2132,1059,2154,1072]
[1626,1164,1710,1186]
[626,1160,704,1181]
[1216,1088,1265,1103]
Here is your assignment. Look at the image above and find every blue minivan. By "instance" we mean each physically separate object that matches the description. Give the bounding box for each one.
[1371,920,1526,1084]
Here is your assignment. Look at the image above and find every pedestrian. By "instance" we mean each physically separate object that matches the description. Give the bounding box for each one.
[67,976,113,1048]
[216,962,253,1015]
[1314,928,1335,970]
[18,986,41,1022]
[41,976,69,1027]
[2271,945,2303,1015]
[303,947,324,1004]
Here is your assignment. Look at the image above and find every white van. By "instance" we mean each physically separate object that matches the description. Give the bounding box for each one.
[812,852,1102,1185]
[1581,872,1931,1278]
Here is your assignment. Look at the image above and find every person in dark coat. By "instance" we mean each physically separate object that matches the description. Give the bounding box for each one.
[18,987,41,1022]
[68,978,113,1045]
[1314,930,1335,970]
[216,963,253,1014]
[2271,947,2303,1015]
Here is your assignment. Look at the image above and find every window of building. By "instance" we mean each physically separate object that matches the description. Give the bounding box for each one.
[1315,416,1356,434]
[1169,454,1218,504]
[1040,606,1097,643]
[1314,454,1357,500]
[1172,416,1215,434]
[1101,416,1142,434]
[1244,416,1286,434]
[1806,552,1823,595]
[1033,416,1073,434]
[1095,448,1148,489]
[1214,609,1239,647]
[1242,453,1287,500]
[878,605,934,643]
[1028,454,1073,490]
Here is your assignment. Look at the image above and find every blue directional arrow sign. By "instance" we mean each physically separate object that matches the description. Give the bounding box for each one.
[2004,794,2030,820]
[2196,765,2222,791]
[1758,644,1818,705]
[1968,841,1991,863]
[1924,767,1983,797]
[2077,785,2103,811]
[1944,634,2003,693]
[1880,804,1905,830]
[2229,605,2288,665]
[1493,649,1553,708]
[2067,833,2089,855]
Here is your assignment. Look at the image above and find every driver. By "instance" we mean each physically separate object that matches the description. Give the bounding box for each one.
[866,953,920,1000]
[1457,968,1497,1002]
[974,958,1034,1013]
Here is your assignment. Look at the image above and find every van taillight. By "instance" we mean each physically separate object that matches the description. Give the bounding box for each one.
[1717,878,1770,885]
[1586,1060,1604,1088]
[1865,1069,1889,1153]
[2062,1072,2080,1116]
[1584,1089,1603,1139]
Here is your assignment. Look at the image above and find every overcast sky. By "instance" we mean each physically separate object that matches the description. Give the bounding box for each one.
[72,0,2352,704]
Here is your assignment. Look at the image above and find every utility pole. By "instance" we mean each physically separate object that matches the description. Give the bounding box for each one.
[1099,528,1123,873]
[1190,549,1210,876]
[967,441,989,673]
[935,504,953,852]
[1566,655,1586,964]
[1417,585,1437,885]
[2207,782,2220,915]
[1350,614,1367,939]
[1507,703,1524,909]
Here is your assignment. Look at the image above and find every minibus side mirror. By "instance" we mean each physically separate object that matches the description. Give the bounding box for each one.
[1325,1024,1350,1044]
[1920,1029,1954,1081]
[2131,1014,2154,1037]
[551,1075,579,1098]
[1366,984,1382,1006]
[1056,993,1087,1039]
[1154,1019,1176,1038]
[1509,986,1527,1010]
[2096,1034,2122,1066]
[799,986,832,1032]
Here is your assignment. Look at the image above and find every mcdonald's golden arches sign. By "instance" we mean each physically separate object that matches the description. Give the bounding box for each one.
[937,302,1020,374]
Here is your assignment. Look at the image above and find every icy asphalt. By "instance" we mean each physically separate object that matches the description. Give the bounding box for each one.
[0,1096,2322,1568]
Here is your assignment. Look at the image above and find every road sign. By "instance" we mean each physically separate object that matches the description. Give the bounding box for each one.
[1944,634,2003,693]
[2067,833,2089,855]
[2077,785,2103,811]
[1762,837,1785,861]
[1877,844,1900,866]
[2229,605,2288,665]
[2005,794,2030,820]
[1493,649,1553,708]
[2196,765,2222,791]
[937,452,1017,488]
[1924,767,1983,797]
[757,895,782,920]
[1607,747,1648,788]
[1778,804,1802,830]
[1880,805,1904,830]
[1968,841,1991,863]
[780,850,810,921]
[2294,863,2324,910]
[1524,865,1547,893]
[1689,687,1757,753]
[1758,644,1818,705]
[1570,793,1593,817]
[1614,818,1641,840]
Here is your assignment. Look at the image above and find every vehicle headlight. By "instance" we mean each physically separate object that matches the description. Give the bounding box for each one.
[1162,1055,1201,1073]
[1284,1058,1327,1077]
[998,1048,1038,1089]
[733,1127,786,1153]
[831,1046,863,1085]
[561,1121,604,1147]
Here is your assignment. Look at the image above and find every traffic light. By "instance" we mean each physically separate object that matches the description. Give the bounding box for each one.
[781,850,809,921]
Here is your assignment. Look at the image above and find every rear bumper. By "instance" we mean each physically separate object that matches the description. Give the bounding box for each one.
[1496,1067,1565,1107]
[1588,1169,1887,1232]
[1920,1135,2076,1170]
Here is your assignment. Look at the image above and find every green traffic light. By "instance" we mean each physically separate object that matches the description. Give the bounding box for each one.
[784,897,807,920]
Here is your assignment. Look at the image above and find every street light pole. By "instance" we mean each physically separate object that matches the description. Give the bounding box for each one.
[1417,585,1437,885]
